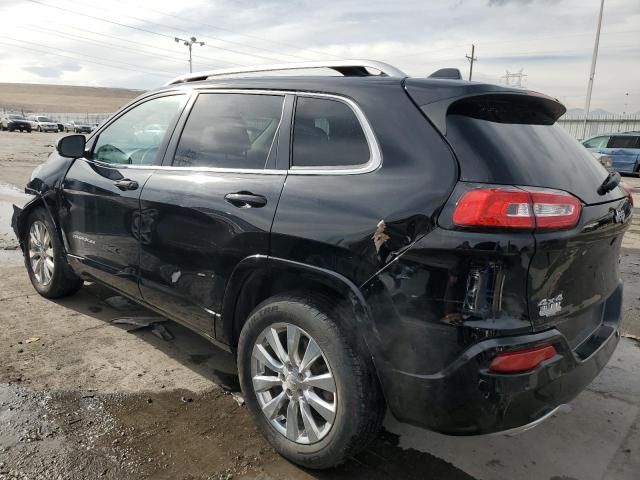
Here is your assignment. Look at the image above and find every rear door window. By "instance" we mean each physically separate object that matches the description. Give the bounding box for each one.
[607,136,639,149]
[292,96,369,168]
[173,93,284,169]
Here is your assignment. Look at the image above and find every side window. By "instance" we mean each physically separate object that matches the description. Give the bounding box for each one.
[292,97,370,168]
[93,95,187,166]
[173,93,284,169]
[583,136,609,148]
[607,136,638,149]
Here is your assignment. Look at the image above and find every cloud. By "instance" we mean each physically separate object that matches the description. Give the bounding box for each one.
[23,61,82,78]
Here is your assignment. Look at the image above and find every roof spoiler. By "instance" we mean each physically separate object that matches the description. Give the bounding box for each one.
[428,68,463,80]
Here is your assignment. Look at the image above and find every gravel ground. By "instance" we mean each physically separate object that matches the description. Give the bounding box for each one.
[0,131,638,480]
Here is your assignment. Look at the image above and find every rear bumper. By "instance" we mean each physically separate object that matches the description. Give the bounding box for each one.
[380,284,622,435]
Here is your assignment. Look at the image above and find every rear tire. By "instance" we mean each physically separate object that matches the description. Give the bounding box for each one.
[238,294,385,469]
[23,208,83,299]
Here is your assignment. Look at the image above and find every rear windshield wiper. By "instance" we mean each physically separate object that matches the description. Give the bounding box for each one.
[597,171,621,195]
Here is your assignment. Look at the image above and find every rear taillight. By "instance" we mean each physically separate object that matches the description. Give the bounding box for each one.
[453,187,581,231]
[489,344,557,373]
[621,182,634,207]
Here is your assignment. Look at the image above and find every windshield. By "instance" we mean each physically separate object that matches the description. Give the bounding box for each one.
[8,115,25,120]
[37,117,53,122]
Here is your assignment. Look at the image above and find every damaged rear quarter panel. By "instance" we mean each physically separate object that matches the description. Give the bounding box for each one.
[361,227,535,377]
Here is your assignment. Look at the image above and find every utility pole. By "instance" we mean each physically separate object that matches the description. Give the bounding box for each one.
[466,44,477,81]
[174,36,205,73]
[582,0,605,140]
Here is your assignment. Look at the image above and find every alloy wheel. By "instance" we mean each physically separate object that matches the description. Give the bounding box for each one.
[28,221,54,286]
[251,323,337,444]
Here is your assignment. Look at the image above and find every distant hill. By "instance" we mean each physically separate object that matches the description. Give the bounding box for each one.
[0,83,143,114]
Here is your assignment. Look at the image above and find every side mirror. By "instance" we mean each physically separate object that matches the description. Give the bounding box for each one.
[56,134,86,158]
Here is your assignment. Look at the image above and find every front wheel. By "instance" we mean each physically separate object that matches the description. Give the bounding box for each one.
[23,208,83,298]
[238,295,385,469]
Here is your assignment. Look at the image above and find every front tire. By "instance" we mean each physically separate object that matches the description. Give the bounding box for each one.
[23,208,83,298]
[238,295,385,469]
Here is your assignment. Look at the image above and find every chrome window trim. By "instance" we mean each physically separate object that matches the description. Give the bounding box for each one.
[85,89,382,176]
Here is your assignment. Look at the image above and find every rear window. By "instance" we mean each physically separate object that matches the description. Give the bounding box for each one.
[292,97,369,168]
[608,136,639,149]
[443,96,616,205]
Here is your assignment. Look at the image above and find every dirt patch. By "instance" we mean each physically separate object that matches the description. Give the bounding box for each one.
[0,82,140,114]
[0,383,477,480]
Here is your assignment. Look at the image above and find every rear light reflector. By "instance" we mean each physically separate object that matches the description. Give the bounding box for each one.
[489,345,557,373]
[453,187,581,231]
[621,182,634,207]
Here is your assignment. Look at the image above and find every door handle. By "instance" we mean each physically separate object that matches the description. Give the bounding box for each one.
[224,192,267,208]
[114,179,139,191]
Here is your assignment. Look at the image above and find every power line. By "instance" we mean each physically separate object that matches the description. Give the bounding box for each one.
[25,0,174,39]
[94,0,339,61]
[24,0,288,64]
[0,39,169,77]
[1,34,179,76]
[62,24,245,67]
[24,25,202,67]
[79,0,318,62]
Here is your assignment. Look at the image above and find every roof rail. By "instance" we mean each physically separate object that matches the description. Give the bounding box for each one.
[164,60,407,85]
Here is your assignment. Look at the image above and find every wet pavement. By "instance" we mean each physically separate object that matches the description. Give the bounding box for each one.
[0,132,639,479]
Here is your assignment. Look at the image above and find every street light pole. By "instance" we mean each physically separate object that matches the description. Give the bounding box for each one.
[582,0,605,140]
[174,36,205,73]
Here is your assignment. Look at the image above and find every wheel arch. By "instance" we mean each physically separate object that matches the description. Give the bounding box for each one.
[221,256,376,355]
[12,192,61,252]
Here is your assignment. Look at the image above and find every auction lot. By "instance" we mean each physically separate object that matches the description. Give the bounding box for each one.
[0,131,639,479]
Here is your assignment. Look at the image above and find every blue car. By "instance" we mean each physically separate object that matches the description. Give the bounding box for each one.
[583,132,640,174]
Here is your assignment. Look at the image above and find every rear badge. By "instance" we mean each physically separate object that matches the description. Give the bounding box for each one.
[538,294,563,317]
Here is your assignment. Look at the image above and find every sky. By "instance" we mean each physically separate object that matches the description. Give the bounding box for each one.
[0,0,638,113]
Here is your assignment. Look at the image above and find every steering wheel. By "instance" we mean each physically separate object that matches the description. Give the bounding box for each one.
[95,144,129,164]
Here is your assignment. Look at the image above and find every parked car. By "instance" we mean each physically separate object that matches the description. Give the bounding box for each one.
[592,152,614,171]
[27,115,60,133]
[11,60,632,469]
[64,121,93,134]
[583,132,640,174]
[1,113,32,132]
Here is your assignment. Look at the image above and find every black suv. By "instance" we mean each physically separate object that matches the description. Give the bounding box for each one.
[1,113,32,132]
[12,60,631,469]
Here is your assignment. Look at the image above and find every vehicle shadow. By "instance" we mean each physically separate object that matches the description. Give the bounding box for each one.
[52,283,476,480]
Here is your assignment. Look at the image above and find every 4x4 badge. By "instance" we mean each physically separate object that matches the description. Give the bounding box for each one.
[538,294,563,317]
